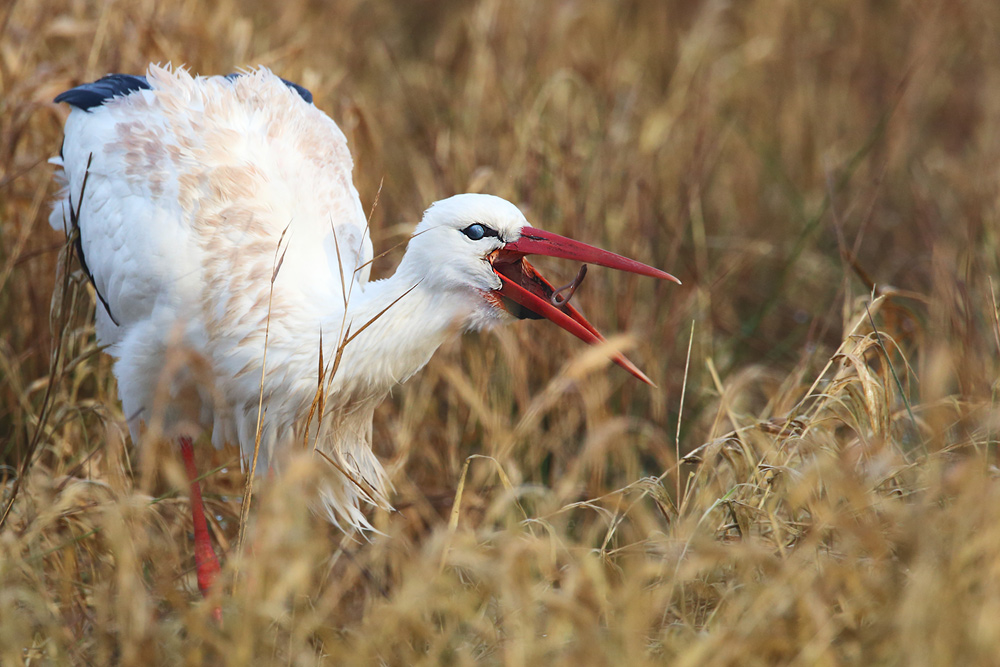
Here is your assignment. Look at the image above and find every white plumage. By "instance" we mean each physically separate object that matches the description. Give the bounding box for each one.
[50,64,678,534]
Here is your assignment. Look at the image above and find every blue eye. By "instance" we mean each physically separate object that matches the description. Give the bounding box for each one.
[462,223,486,240]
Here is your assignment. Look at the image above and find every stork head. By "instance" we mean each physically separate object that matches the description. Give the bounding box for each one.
[404,194,680,384]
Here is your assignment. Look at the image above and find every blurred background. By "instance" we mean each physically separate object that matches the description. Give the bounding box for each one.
[2,0,999,663]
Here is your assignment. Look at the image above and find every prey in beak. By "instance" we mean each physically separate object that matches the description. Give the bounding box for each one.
[489,227,681,385]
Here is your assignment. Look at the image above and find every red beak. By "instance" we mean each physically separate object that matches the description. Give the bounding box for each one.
[490,226,680,385]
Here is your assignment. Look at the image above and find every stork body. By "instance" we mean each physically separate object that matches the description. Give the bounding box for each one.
[51,65,678,597]
[52,66,410,528]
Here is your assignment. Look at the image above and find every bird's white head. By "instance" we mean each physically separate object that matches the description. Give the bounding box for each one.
[404,193,526,295]
[399,193,681,384]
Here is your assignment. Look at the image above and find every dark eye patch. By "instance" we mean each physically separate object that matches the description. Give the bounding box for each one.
[461,223,500,241]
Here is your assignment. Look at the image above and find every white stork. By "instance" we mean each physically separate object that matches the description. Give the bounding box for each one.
[50,64,679,603]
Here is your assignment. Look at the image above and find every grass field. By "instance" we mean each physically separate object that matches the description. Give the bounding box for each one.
[2,0,1000,664]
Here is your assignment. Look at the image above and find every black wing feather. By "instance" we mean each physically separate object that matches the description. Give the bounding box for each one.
[54,74,152,111]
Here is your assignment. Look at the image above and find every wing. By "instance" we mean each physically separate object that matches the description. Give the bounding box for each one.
[50,65,373,351]
[53,71,314,111]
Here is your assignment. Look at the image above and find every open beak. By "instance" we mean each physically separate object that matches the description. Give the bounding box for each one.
[489,226,681,386]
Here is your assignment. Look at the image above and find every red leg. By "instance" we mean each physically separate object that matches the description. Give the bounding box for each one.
[179,436,222,622]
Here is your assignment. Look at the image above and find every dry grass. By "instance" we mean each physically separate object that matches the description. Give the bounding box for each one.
[2,0,1000,664]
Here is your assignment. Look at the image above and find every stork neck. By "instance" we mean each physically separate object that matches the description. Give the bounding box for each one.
[325,264,475,395]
